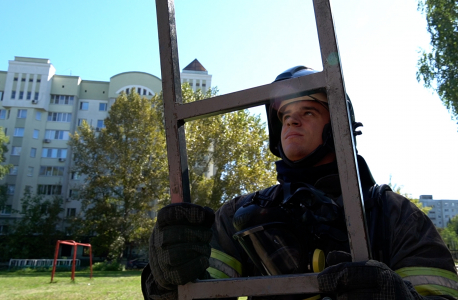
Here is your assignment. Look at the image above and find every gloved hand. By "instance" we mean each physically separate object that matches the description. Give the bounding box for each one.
[318,259,452,300]
[148,203,215,298]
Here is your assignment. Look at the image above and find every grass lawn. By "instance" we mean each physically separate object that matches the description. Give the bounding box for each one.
[0,269,144,300]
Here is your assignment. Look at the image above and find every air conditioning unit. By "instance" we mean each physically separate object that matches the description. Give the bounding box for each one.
[95,127,101,132]
[58,158,66,162]
[32,100,38,104]
[43,139,51,143]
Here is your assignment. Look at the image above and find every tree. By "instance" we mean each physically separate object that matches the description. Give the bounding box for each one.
[69,91,169,260]
[417,0,458,117]
[0,187,63,260]
[388,178,432,214]
[0,127,12,179]
[439,215,458,250]
[181,84,278,209]
[69,86,278,259]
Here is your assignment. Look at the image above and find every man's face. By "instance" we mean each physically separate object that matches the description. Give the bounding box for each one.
[280,100,331,162]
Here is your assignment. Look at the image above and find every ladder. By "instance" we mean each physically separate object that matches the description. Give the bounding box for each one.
[155,1,371,298]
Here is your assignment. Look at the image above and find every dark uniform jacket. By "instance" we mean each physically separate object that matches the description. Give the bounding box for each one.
[208,156,458,298]
[142,155,458,299]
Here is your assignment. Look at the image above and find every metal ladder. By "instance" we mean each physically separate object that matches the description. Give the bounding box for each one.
[155,1,371,298]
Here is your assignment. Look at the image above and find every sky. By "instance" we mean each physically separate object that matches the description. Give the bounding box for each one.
[1,0,457,200]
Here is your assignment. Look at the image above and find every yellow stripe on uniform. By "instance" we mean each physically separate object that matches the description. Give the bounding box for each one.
[211,248,243,275]
[395,267,458,296]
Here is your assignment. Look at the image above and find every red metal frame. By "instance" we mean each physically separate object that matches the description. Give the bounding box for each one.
[50,240,92,282]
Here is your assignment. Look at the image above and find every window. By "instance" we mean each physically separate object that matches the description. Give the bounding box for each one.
[14,128,24,137]
[19,91,24,99]
[80,102,89,110]
[17,109,27,118]
[67,208,76,217]
[47,112,72,122]
[33,129,39,139]
[137,87,141,94]
[21,78,25,82]
[45,130,70,140]
[13,77,18,82]
[7,185,15,195]
[27,167,34,177]
[9,166,18,175]
[35,111,41,120]
[0,225,9,234]
[71,172,80,180]
[26,91,31,100]
[11,147,21,156]
[1,205,12,215]
[39,166,65,176]
[69,189,80,198]
[37,185,62,195]
[77,118,87,126]
[445,209,449,212]
[41,148,67,158]
[97,120,105,128]
[11,91,16,99]
[34,92,39,100]
[99,103,107,111]
[30,148,37,158]
[0,110,6,119]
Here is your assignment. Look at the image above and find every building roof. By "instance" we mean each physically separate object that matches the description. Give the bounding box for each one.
[183,59,207,72]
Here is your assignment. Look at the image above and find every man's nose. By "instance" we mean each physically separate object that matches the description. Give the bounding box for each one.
[286,113,301,126]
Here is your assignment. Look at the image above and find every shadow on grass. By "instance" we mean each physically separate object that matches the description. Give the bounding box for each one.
[0,270,142,278]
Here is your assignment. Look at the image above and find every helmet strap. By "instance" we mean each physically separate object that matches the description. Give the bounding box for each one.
[278,123,335,168]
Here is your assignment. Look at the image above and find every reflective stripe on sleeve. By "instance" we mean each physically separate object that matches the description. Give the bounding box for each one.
[395,267,458,296]
[207,248,242,279]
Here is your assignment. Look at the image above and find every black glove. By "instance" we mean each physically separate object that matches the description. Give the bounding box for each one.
[147,203,214,298]
[318,259,453,300]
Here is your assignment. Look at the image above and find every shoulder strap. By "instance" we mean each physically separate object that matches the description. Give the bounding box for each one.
[235,185,280,211]
[367,184,392,265]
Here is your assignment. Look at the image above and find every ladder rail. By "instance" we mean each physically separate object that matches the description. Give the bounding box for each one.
[155,0,371,298]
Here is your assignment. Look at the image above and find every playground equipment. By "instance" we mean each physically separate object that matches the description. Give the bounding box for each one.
[50,240,92,282]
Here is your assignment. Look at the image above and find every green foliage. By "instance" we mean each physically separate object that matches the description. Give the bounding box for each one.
[69,90,168,260]
[165,84,277,210]
[0,127,12,179]
[92,260,125,271]
[69,86,277,258]
[388,179,432,214]
[417,0,458,117]
[438,215,458,250]
[0,187,64,261]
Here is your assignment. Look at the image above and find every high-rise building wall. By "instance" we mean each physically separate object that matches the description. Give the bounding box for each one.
[0,57,163,232]
[180,59,212,93]
[0,56,212,234]
[419,195,458,228]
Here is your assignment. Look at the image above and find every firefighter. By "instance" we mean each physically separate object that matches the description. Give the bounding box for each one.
[142,66,458,300]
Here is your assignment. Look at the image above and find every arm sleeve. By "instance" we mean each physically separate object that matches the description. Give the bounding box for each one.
[384,192,458,297]
[208,196,249,278]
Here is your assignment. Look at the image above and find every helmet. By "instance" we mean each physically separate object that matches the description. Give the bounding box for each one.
[266,66,362,167]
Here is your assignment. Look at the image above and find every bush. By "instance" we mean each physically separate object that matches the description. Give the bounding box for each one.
[92,261,125,271]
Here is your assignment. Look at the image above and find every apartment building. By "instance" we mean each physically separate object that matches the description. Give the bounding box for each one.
[419,195,458,228]
[0,56,211,233]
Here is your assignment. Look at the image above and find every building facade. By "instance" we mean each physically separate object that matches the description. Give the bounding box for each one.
[0,56,211,234]
[419,195,458,228]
